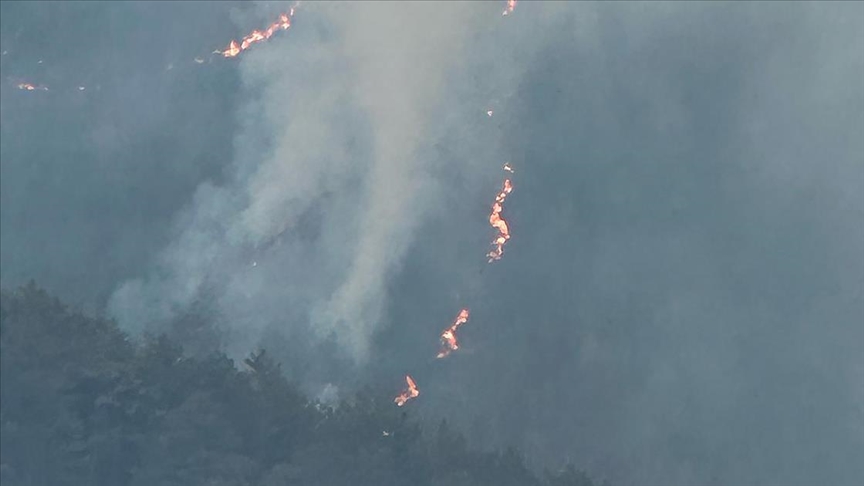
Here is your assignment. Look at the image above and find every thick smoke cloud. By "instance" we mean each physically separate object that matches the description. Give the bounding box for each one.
[108,2,501,361]
[2,2,862,486]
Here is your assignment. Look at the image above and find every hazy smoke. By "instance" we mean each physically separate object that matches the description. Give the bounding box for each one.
[5,2,862,485]
[108,2,497,362]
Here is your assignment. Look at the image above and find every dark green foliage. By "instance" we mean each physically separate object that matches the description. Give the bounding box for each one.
[0,283,603,486]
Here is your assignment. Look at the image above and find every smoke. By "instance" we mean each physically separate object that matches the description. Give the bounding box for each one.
[5,1,862,484]
[0,1,246,314]
[108,2,499,363]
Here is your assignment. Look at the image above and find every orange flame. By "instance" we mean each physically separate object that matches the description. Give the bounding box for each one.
[487,169,513,262]
[216,7,297,59]
[502,0,517,16]
[394,375,420,407]
[437,308,470,359]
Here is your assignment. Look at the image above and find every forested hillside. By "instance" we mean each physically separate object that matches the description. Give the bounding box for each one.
[0,283,602,486]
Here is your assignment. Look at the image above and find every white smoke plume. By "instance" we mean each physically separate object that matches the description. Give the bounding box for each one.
[108,1,504,362]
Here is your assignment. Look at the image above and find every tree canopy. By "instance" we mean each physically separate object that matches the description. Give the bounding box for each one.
[0,283,603,486]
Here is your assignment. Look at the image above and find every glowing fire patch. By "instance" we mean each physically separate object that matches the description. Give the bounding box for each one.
[502,0,517,16]
[394,375,420,407]
[437,308,470,359]
[16,82,48,91]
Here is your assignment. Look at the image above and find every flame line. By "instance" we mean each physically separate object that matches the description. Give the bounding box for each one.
[487,166,513,263]
[15,82,48,91]
[214,5,298,59]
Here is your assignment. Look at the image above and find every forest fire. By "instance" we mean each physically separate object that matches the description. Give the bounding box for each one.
[487,171,513,263]
[215,7,297,58]
[394,375,420,407]
[437,308,470,359]
[3,0,523,414]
